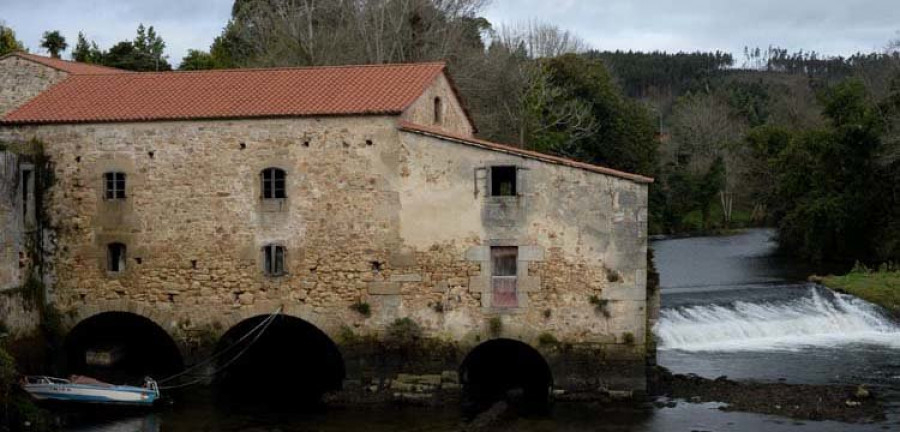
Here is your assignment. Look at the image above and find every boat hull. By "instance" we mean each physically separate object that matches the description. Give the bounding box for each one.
[25,383,158,406]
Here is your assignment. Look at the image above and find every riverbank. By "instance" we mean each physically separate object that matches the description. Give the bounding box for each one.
[649,367,885,423]
[815,266,900,315]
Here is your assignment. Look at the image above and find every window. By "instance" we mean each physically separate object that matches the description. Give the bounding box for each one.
[107,243,126,273]
[433,97,443,125]
[491,246,518,308]
[490,166,517,197]
[261,168,286,199]
[104,172,126,199]
[263,244,285,276]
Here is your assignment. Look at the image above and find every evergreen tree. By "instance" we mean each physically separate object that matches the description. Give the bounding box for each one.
[41,30,68,59]
[72,32,102,63]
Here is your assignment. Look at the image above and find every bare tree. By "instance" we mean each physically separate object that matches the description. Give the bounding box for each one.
[495,20,587,59]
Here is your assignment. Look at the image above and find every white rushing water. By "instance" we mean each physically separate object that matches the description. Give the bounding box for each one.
[655,287,900,352]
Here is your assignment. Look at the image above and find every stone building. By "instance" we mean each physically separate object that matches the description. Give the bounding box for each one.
[0,53,654,402]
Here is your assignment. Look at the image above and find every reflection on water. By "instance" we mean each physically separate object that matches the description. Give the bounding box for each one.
[61,229,900,431]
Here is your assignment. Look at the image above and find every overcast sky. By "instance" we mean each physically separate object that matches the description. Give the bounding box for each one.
[2,0,898,67]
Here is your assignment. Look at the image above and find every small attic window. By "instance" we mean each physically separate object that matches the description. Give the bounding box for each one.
[490,166,517,197]
[433,97,443,125]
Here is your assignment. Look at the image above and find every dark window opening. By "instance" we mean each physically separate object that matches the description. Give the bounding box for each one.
[261,168,286,199]
[491,246,518,308]
[263,244,285,276]
[108,243,126,273]
[433,97,443,125]
[104,172,126,200]
[21,169,31,219]
[491,166,517,197]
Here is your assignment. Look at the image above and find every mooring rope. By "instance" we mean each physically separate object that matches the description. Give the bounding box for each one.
[156,307,282,390]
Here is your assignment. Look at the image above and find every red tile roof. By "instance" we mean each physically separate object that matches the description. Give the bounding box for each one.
[398,121,654,184]
[5,52,127,75]
[2,62,448,125]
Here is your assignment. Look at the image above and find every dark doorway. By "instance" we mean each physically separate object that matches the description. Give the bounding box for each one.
[64,312,183,384]
[460,339,552,414]
[214,315,344,407]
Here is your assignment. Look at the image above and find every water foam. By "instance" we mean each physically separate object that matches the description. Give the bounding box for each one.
[655,287,900,352]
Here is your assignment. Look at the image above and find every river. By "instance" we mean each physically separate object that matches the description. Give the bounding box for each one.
[65,229,900,431]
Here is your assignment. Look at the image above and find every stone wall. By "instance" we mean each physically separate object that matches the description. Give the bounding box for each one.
[0,56,68,116]
[0,289,40,338]
[0,151,25,291]
[401,73,474,137]
[0,114,650,392]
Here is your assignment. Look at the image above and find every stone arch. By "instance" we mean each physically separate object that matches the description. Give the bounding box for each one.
[213,311,345,405]
[64,308,184,382]
[460,338,553,412]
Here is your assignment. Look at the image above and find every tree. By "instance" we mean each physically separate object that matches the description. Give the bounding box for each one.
[72,32,102,63]
[0,23,25,56]
[41,30,68,59]
[180,50,219,70]
[773,79,884,262]
[101,24,172,71]
[540,54,659,176]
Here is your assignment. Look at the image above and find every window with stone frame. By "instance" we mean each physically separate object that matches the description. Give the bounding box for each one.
[491,246,518,308]
[261,168,286,199]
[433,97,443,125]
[107,243,126,273]
[263,244,286,276]
[104,172,126,200]
[490,166,517,197]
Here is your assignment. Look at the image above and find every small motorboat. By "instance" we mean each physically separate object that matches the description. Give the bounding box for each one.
[21,375,160,406]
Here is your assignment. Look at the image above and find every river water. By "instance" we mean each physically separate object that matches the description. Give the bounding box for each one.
[65,229,900,431]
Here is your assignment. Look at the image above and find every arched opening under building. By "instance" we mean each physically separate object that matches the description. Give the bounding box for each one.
[213,314,345,406]
[460,339,552,413]
[64,312,183,384]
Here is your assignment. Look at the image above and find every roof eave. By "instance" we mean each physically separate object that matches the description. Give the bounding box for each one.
[398,121,654,184]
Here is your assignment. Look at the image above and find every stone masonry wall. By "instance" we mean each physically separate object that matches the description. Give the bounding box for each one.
[401,73,474,137]
[0,56,68,116]
[0,151,22,291]
[0,114,649,392]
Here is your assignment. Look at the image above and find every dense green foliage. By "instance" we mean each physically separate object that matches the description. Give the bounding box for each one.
[538,54,658,175]
[67,24,171,71]
[39,31,66,59]
[0,24,25,56]
[587,50,733,99]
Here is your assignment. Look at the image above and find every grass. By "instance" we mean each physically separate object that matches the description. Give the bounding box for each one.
[820,264,900,314]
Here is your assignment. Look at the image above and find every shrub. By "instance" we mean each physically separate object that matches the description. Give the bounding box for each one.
[589,295,611,318]
[623,332,635,345]
[350,301,371,317]
[537,332,559,347]
[488,317,502,336]
[385,317,422,346]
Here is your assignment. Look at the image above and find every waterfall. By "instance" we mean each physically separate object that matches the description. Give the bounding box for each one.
[655,287,900,352]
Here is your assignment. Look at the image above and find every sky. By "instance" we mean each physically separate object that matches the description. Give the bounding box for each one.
[1,0,898,67]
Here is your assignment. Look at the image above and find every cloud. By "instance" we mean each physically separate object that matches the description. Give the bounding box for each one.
[483,0,899,57]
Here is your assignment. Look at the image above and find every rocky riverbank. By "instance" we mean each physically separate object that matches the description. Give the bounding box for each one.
[649,367,885,423]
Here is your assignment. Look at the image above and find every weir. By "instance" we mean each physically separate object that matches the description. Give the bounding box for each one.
[655,286,900,352]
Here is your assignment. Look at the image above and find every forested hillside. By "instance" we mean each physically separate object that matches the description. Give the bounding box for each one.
[5,0,900,265]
